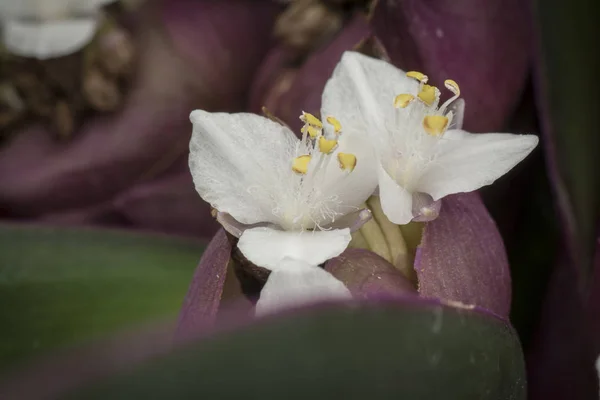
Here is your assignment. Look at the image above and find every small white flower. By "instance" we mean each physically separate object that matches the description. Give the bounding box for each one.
[322,51,539,225]
[0,0,115,59]
[189,105,377,314]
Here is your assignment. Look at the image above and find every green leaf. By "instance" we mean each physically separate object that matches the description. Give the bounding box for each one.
[69,302,526,400]
[0,224,204,369]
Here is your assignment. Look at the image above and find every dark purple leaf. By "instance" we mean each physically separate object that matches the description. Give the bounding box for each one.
[588,237,600,355]
[161,0,279,111]
[415,192,511,318]
[250,15,371,133]
[525,0,600,397]
[175,229,231,340]
[0,0,277,219]
[325,248,417,298]
[372,0,529,132]
[112,163,219,238]
[527,254,598,400]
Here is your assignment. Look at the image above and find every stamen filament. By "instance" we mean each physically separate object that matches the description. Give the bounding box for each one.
[439,79,461,115]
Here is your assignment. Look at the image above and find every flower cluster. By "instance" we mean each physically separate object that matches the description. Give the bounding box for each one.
[188,51,538,315]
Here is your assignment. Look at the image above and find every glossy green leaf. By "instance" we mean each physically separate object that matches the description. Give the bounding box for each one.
[0,224,204,369]
[69,302,526,400]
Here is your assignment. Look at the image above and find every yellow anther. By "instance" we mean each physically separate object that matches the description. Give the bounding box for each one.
[394,93,415,108]
[406,71,428,83]
[318,137,338,154]
[292,155,311,174]
[422,115,449,136]
[326,116,342,134]
[417,84,437,106]
[301,124,320,139]
[337,153,357,172]
[444,79,460,96]
[300,112,323,128]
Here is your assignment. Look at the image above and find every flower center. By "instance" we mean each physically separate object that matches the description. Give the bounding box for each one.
[395,71,461,138]
[384,71,462,190]
[279,112,358,231]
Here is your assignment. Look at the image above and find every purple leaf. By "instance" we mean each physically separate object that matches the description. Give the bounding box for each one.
[371,0,529,132]
[175,229,231,340]
[0,0,276,220]
[415,192,511,318]
[112,162,219,238]
[589,237,600,356]
[325,248,417,298]
[527,254,598,400]
[250,15,371,133]
[161,0,279,112]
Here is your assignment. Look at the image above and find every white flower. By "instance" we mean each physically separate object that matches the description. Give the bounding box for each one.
[189,107,377,314]
[322,51,539,225]
[0,0,115,59]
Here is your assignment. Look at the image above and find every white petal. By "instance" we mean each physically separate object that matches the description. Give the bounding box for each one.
[377,164,413,225]
[237,227,351,270]
[417,130,539,200]
[321,51,418,137]
[318,52,408,214]
[0,0,116,18]
[3,18,98,59]
[255,258,352,316]
[319,131,379,213]
[189,110,299,226]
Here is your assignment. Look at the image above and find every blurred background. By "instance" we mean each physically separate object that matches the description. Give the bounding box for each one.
[0,0,598,398]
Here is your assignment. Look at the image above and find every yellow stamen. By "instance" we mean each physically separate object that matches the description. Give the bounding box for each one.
[326,116,342,134]
[318,137,338,154]
[300,112,322,128]
[417,84,437,106]
[422,115,449,136]
[338,153,357,172]
[292,155,311,174]
[444,79,460,96]
[301,124,320,139]
[406,71,428,83]
[394,94,415,108]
